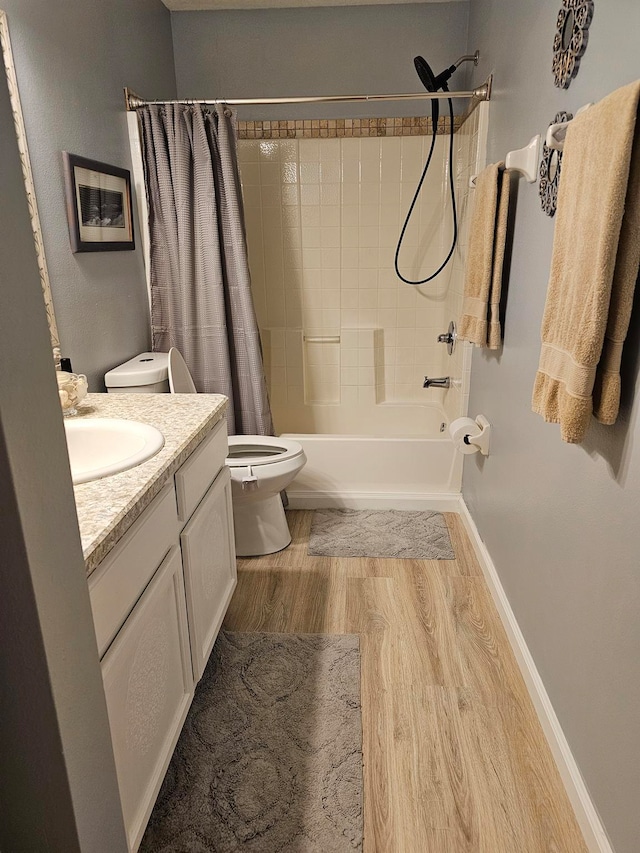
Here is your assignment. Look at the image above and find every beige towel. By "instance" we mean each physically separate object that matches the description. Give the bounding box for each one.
[532,80,640,443]
[459,163,511,349]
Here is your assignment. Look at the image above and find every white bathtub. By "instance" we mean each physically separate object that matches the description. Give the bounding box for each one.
[283,404,462,511]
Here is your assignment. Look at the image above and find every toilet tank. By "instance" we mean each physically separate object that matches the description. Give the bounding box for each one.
[104,352,170,393]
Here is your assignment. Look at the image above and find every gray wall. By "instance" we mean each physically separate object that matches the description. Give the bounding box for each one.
[0,51,127,852]
[464,2,640,850]
[171,3,470,121]
[2,0,177,389]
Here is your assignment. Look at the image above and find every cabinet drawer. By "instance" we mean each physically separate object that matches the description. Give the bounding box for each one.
[101,546,193,852]
[89,483,178,658]
[174,417,228,525]
[180,466,237,681]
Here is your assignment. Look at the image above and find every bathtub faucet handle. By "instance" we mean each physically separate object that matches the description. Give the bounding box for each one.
[437,321,457,355]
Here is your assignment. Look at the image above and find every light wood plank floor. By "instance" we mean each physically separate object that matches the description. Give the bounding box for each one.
[223,510,587,853]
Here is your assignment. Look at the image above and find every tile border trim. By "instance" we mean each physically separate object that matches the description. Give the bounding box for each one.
[237,115,463,139]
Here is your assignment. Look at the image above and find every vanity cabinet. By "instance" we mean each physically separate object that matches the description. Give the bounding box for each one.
[88,416,236,852]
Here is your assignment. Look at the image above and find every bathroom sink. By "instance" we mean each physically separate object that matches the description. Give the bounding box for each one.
[64,418,165,485]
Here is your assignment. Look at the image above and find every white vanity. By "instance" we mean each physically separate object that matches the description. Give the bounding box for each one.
[73,393,235,852]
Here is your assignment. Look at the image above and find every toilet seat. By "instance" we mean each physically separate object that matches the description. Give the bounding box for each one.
[226,435,304,467]
[168,347,197,393]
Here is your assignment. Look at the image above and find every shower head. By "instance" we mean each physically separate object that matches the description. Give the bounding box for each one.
[413,51,479,127]
[414,51,479,94]
[413,56,442,127]
[414,56,438,93]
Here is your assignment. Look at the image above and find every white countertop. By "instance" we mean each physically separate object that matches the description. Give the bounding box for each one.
[71,393,228,577]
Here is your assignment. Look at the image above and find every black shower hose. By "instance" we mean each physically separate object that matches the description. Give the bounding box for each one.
[394,95,458,285]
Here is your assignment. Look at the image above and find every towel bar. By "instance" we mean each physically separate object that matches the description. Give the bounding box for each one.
[545,103,593,151]
[505,135,540,183]
[469,136,540,186]
[468,105,593,188]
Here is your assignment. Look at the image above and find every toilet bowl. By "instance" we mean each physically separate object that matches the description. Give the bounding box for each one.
[227,436,306,556]
[105,348,306,557]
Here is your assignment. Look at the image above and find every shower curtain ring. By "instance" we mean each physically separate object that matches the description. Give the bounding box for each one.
[212,97,232,117]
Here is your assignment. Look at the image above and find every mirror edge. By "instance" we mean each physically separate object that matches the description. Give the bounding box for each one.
[0,9,60,358]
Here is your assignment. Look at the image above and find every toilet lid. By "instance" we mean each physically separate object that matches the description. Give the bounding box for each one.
[168,347,197,393]
[226,435,304,467]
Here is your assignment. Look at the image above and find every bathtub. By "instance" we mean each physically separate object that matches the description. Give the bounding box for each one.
[283,403,462,511]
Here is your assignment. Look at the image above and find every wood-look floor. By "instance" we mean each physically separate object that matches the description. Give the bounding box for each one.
[223,511,587,853]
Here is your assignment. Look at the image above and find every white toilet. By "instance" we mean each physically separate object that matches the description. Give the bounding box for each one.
[105,350,306,556]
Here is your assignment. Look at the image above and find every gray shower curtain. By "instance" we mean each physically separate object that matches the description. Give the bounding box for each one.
[138,103,273,436]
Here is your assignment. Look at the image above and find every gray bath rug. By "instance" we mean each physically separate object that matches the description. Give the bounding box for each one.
[140,630,363,852]
[308,508,455,560]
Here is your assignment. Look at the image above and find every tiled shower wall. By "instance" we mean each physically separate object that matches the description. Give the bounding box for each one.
[443,102,489,425]
[238,118,481,435]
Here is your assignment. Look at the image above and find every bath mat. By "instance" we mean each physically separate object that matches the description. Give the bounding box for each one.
[140,630,363,852]
[308,508,455,559]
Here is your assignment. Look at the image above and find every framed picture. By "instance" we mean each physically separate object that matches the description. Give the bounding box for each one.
[62,152,135,252]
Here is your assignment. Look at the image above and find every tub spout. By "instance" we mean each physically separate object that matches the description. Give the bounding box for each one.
[423,376,451,389]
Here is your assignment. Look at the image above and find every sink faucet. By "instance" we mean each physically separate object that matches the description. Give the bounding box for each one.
[423,376,451,389]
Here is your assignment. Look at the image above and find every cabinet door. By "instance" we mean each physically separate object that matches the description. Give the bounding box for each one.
[101,547,193,852]
[180,466,237,681]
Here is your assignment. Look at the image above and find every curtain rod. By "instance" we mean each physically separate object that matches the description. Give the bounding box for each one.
[124,78,492,111]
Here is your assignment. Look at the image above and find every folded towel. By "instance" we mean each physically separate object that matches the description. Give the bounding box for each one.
[532,80,640,443]
[458,162,511,350]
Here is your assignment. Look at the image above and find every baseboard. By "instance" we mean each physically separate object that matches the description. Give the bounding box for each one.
[286,490,461,512]
[456,497,613,853]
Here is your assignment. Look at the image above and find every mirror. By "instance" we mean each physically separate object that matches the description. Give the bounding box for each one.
[561,9,574,51]
[548,149,559,183]
[0,10,60,358]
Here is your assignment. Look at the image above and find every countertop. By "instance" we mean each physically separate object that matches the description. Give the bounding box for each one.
[72,393,228,577]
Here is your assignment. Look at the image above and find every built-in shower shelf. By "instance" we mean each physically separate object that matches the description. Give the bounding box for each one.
[303,330,342,405]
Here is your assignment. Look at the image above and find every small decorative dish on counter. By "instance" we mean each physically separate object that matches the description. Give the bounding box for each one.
[57,370,88,416]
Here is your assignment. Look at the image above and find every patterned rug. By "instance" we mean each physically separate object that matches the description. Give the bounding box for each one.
[308,508,455,559]
[140,631,363,852]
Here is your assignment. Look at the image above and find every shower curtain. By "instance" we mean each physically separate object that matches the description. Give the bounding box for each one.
[138,103,273,436]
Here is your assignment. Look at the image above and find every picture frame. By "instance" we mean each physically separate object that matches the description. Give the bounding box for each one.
[62,152,135,252]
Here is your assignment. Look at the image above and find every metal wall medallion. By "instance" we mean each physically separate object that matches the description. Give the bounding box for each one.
[552,0,594,89]
[539,112,572,217]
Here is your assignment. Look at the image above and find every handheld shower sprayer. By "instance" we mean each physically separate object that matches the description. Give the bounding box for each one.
[395,50,479,286]
[415,52,480,92]
[413,52,479,126]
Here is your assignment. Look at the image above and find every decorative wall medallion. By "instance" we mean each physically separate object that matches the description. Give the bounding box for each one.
[552,0,594,89]
[539,112,572,217]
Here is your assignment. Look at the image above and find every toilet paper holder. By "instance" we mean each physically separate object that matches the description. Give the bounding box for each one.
[465,414,491,455]
[450,414,492,456]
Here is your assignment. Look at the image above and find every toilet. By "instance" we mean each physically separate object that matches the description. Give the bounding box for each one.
[105,350,306,556]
